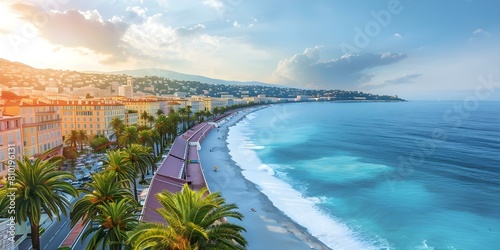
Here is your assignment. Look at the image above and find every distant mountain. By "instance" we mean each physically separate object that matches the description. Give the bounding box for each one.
[110,68,284,88]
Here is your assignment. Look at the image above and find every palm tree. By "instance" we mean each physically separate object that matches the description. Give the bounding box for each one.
[185,105,192,128]
[156,109,164,116]
[140,111,149,127]
[151,129,162,158]
[128,184,247,250]
[70,171,137,228]
[118,126,139,147]
[204,110,212,121]
[212,107,220,118]
[127,222,189,250]
[168,109,180,140]
[0,179,9,217]
[123,144,154,200]
[65,130,79,151]
[194,110,206,124]
[77,129,90,152]
[109,117,125,142]
[154,115,168,149]
[104,150,136,189]
[12,149,78,250]
[177,107,187,132]
[138,129,154,149]
[148,115,155,128]
[82,199,139,250]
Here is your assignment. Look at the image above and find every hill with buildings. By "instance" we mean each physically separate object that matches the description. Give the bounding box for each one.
[0,58,403,101]
[111,68,281,88]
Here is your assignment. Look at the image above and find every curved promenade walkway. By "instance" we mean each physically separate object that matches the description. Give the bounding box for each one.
[142,115,231,223]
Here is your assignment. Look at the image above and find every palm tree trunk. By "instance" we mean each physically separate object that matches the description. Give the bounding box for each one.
[30,222,41,250]
[133,179,138,202]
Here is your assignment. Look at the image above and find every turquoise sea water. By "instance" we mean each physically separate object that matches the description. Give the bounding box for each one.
[226,101,500,250]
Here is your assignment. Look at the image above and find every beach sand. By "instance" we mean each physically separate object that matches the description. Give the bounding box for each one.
[199,109,331,250]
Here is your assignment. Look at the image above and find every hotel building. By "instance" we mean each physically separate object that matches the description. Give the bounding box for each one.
[0,111,23,178]
[2,98,63,160]
[122,98,160,126]
[58,99,126,138]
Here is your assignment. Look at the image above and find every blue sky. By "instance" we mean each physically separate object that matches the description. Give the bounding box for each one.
[1,0,499,99]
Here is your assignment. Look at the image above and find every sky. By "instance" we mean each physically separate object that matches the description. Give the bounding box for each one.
[0,0,499,100]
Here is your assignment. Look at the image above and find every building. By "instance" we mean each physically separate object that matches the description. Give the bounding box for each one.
[124,110,139,126]
[206,97,228,111]
[118,85,133,98]
[187,99,206,113]
[122,98,160,126]
[0,111,23,178]
[58,99,126,138]
[2,98,63,159]
[296,95,309,101]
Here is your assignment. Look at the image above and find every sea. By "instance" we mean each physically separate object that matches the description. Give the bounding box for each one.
[226,101,500,250]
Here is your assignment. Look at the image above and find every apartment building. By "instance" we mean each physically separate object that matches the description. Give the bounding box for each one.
[58,99,126,138]
[122,98,160,126]
[124,110,139,126]
[2,98,63,159]
[187,99,206,113]
[207,97,230,111]
[0,111,23,178]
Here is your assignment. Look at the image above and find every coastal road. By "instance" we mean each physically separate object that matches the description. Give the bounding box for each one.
[18,194,84,250]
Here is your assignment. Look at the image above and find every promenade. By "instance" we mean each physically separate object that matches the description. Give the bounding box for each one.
[141,118,222,223]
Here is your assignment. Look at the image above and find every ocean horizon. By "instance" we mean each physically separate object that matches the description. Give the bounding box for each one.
[227,101,500,250]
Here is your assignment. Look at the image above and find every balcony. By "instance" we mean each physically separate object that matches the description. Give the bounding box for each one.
[22,118,62,127]
[36,110,58,114]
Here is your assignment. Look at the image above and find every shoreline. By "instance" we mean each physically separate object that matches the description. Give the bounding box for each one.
[199,107,331,250]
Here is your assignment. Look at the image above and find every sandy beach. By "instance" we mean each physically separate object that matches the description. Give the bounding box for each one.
[199,108,330,250]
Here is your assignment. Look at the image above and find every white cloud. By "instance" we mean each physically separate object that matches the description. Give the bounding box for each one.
[232,20,240,27]
[468,28,491,42]
[174,24,206,37]
[394,33,402,39]
[473,28,490,36]
[363,73,422,89]
[273,46,407,89]
[121,14,270,80]
[203,0,224,9]
[126,6,148,19]
[10,3,129,64]
[80,9,103,22]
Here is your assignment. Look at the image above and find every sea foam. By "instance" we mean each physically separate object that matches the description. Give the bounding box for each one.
[227,116,389,250]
